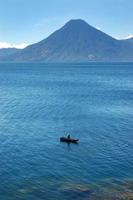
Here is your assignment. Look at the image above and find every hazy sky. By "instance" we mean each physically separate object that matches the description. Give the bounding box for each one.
[0,0,133,48]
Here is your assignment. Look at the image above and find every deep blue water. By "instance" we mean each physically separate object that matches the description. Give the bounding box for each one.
[0,62,132,200]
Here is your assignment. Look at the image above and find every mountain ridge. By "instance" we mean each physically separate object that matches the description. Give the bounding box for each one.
[123,37,133,44]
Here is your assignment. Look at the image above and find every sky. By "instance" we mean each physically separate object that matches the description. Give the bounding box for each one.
[0,0,133,48]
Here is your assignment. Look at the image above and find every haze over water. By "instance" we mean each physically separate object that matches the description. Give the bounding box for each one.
[0,62,132,199]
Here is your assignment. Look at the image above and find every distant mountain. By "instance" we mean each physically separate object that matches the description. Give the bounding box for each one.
[123,37,133,45]
[2,19,133,62]
[0,48,20,59]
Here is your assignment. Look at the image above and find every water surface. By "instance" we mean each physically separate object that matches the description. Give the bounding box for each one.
[0,62,132,199]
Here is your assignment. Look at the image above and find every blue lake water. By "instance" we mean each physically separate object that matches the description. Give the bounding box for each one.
[0,62,132,199]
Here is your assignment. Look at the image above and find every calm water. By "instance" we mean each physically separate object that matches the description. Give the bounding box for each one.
[0,62,132,200]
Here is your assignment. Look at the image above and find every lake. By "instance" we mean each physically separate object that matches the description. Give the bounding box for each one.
[0,62,132,199]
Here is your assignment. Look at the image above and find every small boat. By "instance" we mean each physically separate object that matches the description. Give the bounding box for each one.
[60,137,79,143]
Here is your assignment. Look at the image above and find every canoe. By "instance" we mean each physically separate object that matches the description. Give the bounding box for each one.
[60,137,79,143]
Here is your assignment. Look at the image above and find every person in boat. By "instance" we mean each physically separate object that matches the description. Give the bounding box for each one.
[67,134,71,140]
